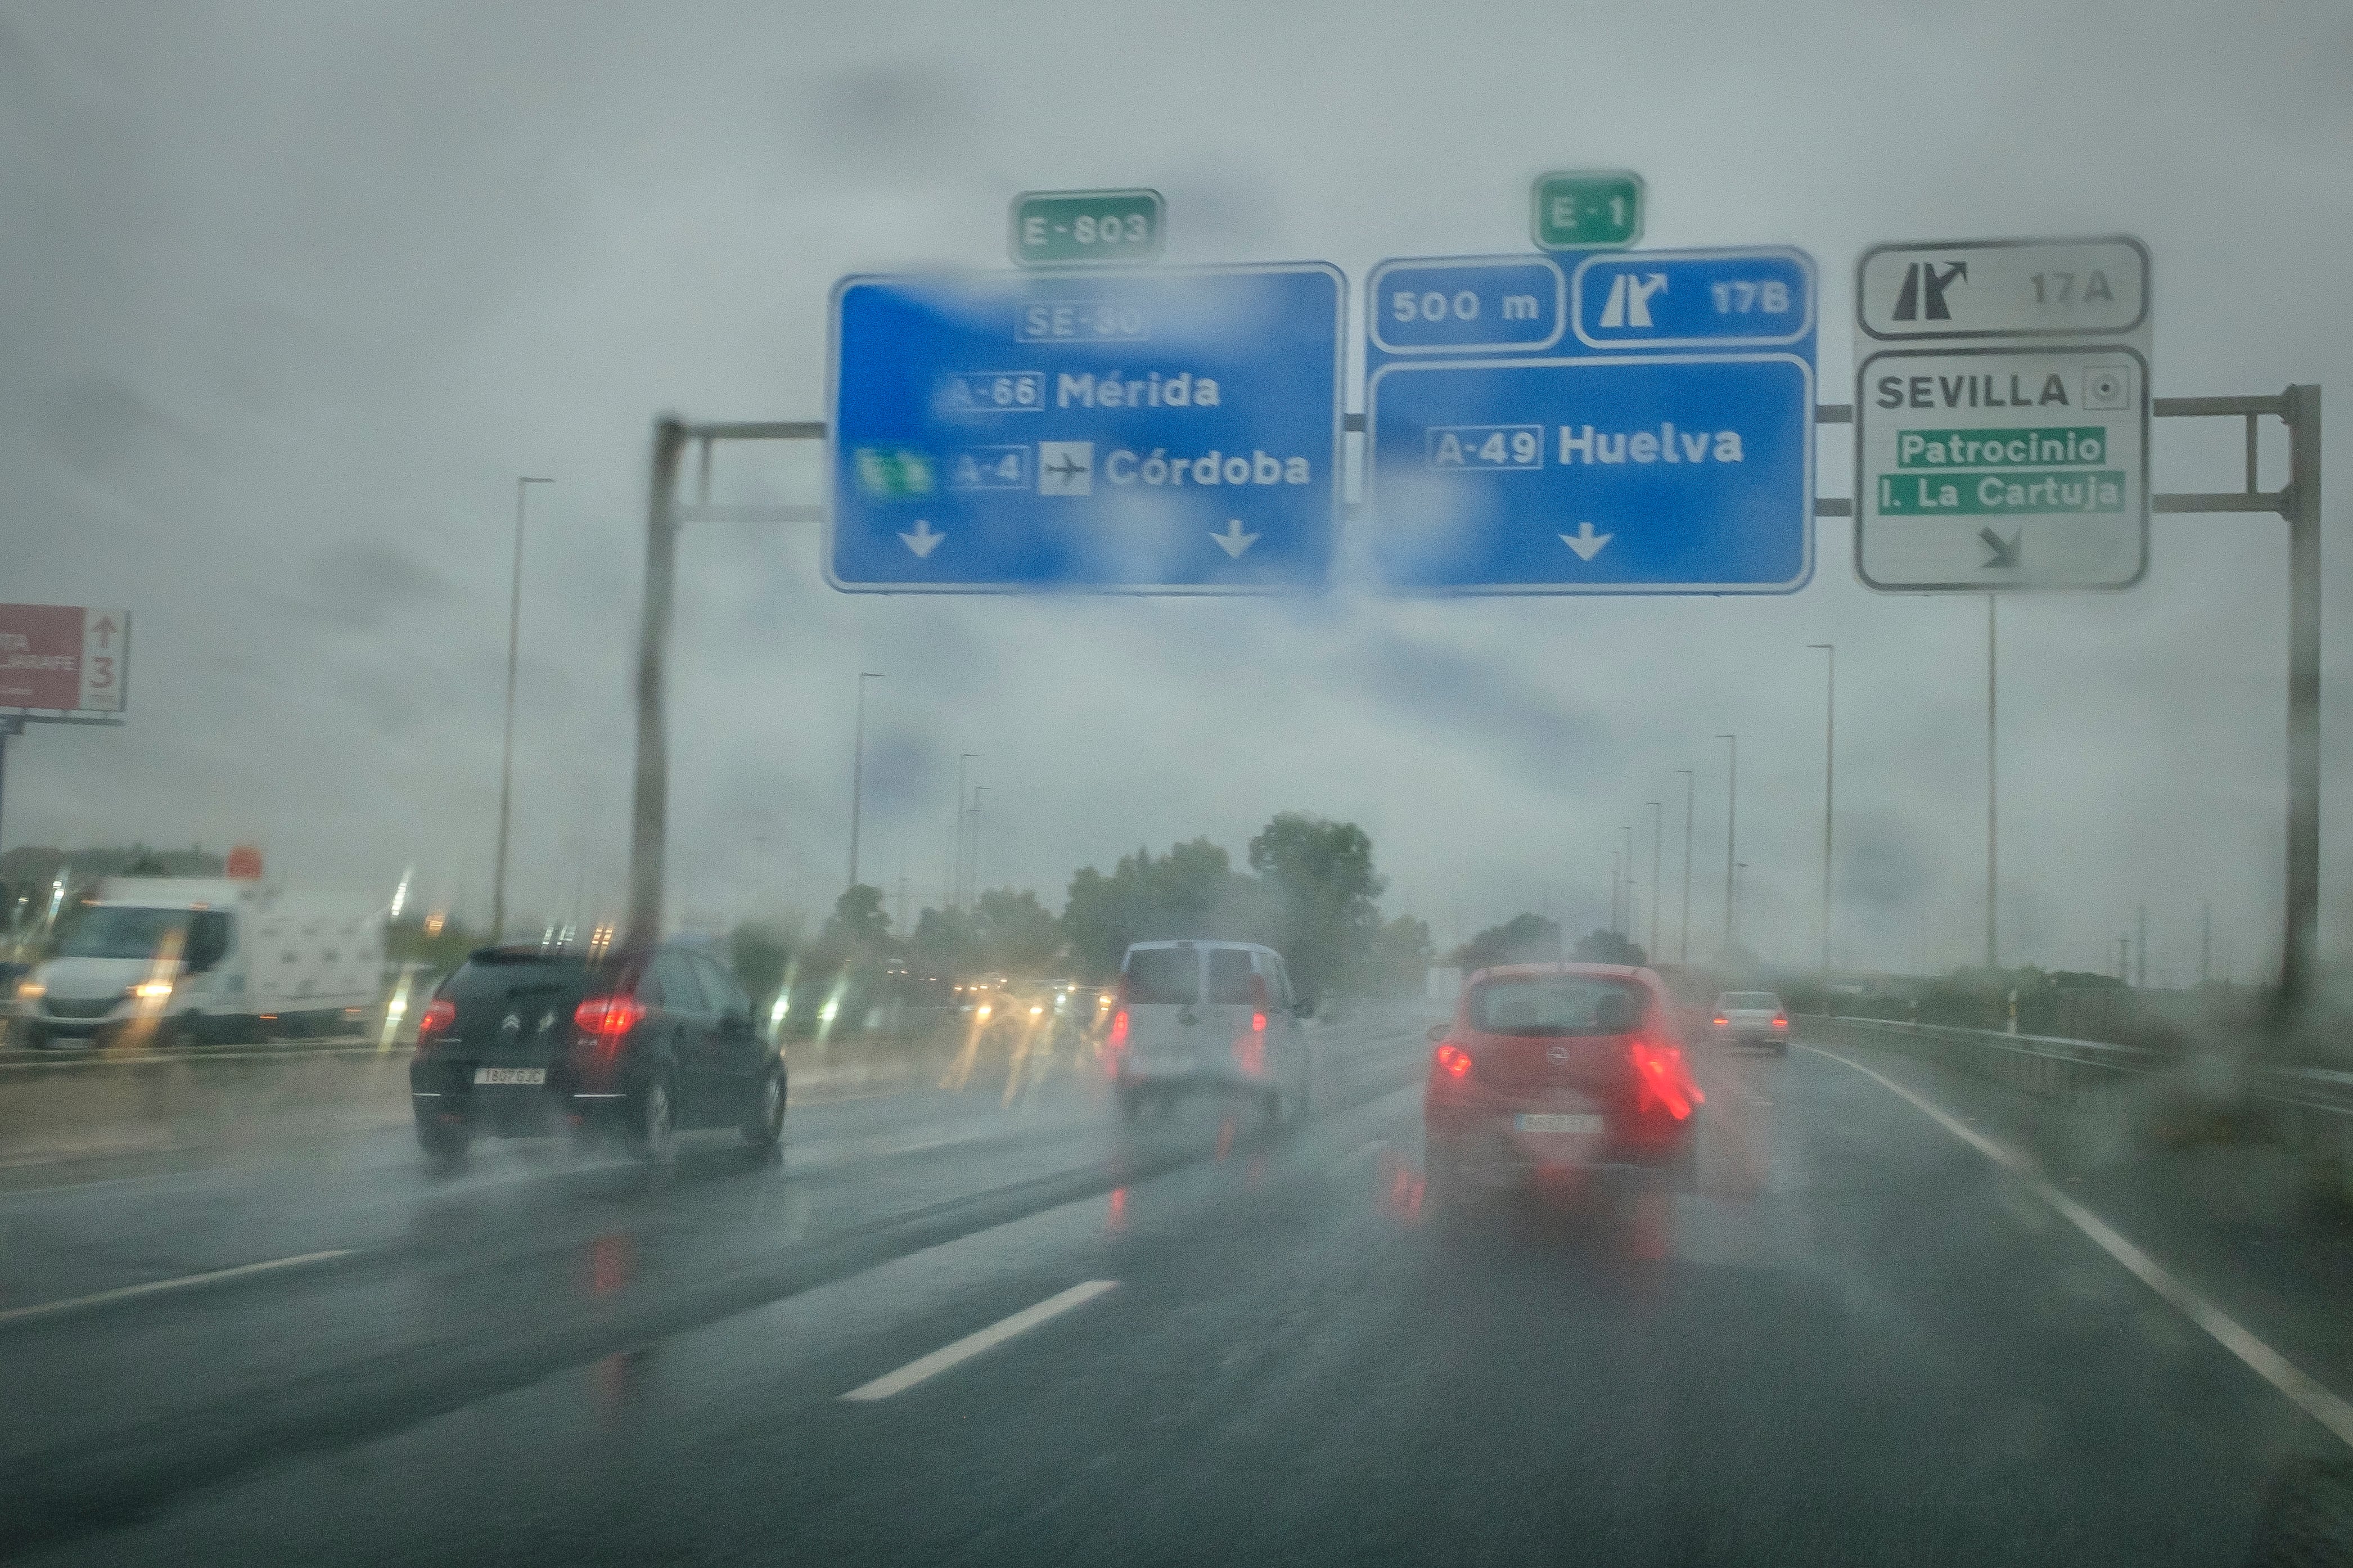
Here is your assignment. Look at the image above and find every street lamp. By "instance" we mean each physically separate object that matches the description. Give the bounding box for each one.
[1806,643,1835,977]
[1716,734,1738,958]
[492,475,555,942]
[847,673,884,895]
[952,753,977,911]
[1620,825,1635,945]
[1675,768,1695,965]
[968,786,990,900]
[1645,801,1662,962]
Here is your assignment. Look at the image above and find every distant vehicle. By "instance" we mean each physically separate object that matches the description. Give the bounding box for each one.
[1106,940,1311,1124]
[1711,990,1790,1053]
[409,943,784,1165]
[11,877,384,1048]
[1423,963,1702,1210]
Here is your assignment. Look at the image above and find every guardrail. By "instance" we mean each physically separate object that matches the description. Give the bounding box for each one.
[1801,1014,2353,1198]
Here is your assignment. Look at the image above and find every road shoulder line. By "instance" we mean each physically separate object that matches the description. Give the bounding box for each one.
[1800,1040,2353,1452]
[0,1249,357,1328]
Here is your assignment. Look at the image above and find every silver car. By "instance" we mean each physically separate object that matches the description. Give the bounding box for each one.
[1711,990,1789,1053]
[1108,940,1311,1123]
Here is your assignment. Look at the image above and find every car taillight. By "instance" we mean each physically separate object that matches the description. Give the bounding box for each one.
[1108,1009,1129,1049]
[1712,1015,1729,1027]
[1772,1014,1789,1029]
[1433,1042,1472,1082]
[413,998,455,1054]
[575,994,646,1038]
[1629,1036,1701,1120]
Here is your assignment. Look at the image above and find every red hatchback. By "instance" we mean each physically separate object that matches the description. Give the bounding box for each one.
[1423,963,1703,1207]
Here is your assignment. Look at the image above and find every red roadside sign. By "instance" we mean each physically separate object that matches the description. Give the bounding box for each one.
[0,603,129,715]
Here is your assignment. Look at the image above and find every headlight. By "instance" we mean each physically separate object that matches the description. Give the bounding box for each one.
[15,980,43,1002]
[133,980,174,1000]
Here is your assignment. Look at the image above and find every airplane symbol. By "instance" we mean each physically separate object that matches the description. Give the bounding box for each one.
[1036,442,1093,496]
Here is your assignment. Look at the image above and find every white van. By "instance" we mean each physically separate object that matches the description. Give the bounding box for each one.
[12,878,386,1047]
[1108,940,1311,1124]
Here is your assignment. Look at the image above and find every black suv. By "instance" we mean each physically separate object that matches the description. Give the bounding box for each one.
[408,943,785,1164]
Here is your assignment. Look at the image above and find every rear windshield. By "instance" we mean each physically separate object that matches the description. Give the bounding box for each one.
[444,953,601,1004]
[1122,947,1198,1005]
[1206,949,1259,1004]
[1723,992,1781,1008]
[1469,976,1646,1037]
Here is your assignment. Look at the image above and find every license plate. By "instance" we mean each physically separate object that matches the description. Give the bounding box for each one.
[1516,1112,1602,1135]
[474,1067,546,1086]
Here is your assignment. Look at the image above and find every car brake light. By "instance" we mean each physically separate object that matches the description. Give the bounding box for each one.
[1108,1009,1129,1049]
[1433,1042,1472,1082]
[1629,1036,1701,1120]
[575,994,646,1038]
[414,998,455,1054]
[1772,1015,1788,1029]
[1712,1015,1729,1027]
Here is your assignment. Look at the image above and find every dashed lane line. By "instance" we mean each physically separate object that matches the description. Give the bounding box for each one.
[840,1280,1120,1402]
[0,1249,357,1328]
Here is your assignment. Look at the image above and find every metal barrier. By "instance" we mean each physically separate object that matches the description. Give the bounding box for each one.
[1801,1015,2353,1199]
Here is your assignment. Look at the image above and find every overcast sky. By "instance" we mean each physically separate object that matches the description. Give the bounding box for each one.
[3,0,2348,982]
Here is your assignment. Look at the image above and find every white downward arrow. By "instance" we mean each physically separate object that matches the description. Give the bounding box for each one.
[899,520,944,558]
[1561,521,1613,561]
[1211,519,1259,558]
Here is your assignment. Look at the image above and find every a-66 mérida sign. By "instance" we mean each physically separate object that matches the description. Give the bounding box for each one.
[0,603,129,715]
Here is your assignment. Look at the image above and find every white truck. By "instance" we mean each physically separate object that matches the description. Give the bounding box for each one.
[11,877,386,1047]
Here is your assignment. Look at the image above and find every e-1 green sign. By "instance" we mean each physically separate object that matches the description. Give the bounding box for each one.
[1531,170,1643,250]
[1010,188,1164,267]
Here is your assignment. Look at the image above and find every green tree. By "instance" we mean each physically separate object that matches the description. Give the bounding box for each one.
[1455,912,1562,969]
[1574,928,1647,966]
[1061,837,1269,979]
[972,887,1062,973]
[1246,813,1385,1004]
[821,884,892,957]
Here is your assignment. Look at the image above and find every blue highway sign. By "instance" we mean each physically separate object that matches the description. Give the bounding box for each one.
[1364,246,1817,593]
[829,264,1343,592]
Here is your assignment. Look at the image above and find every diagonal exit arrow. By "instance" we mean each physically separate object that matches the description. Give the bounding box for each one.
[899,520,944,558]
[1211,519,1259,558]
[1979,526,2021,569]
[1561,521,1613,561]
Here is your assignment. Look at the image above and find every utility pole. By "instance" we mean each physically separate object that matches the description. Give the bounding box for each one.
[846,672,883,895]
[2118,934,2130,984]
[1716,735,1738,958]
[1646,801,1662,962]
[896,872,909,936]
[2199,903,2212,986]
[1986,596,1999,972]
[1609,850,1621,936]
[1676,768,1694,965]
[1807,642,1835,977]
[493,475,556,941]
[2136,903,2148,989]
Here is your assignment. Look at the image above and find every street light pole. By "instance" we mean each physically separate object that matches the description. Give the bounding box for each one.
[1716,735,1738,958]
[1807,643,1835,977]
[1676,769,1695,965]
[1620,826,1635,944]
[493,475,555,943]
[847,672,883,895]
[1646,801,1662,962]
[968,786,990,902]
[1609,850,1621,936]
[952,753,975,912]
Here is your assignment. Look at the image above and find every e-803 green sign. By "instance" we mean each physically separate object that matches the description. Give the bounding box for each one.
[1009,189,1164,267]
[1531,170,1643,251]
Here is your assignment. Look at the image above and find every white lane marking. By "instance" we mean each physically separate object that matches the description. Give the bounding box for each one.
[0,1249,356,1327]
[1801,1042,2353,1452]
[840,1280,1119,1402]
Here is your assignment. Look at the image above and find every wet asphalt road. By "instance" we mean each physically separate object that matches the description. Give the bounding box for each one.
[1,1017,2341,1566]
